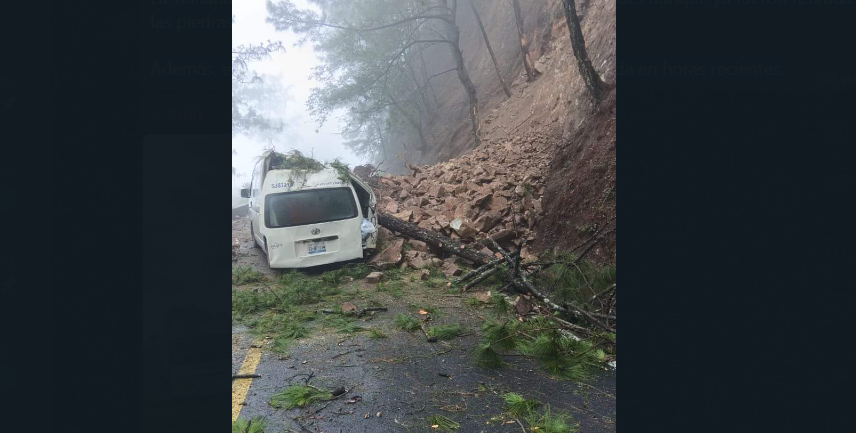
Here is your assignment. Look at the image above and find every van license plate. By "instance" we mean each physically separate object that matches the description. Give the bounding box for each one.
[307,241,326,255]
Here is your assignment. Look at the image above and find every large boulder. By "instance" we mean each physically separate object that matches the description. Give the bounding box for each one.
[450,217,479,239]
[474,211,502,233]
[442,262,462,277]
[427,184,446,198]
[488,196,509,211]
[368,238,404,269]
[365,272,383,284]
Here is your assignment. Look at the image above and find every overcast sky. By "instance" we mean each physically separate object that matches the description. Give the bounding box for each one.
[232,0,363,197]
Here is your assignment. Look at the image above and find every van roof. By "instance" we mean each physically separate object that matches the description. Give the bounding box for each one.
[265,167,352,192]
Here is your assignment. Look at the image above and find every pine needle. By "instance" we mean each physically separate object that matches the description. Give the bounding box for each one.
[232,416,267,433]
[474,343,504,369]
[427,323,464,340]
[394,314,421,332]
[525,406,579,433]
[269,385,331,409]
[369,329,388,338]
[503,393,540,418]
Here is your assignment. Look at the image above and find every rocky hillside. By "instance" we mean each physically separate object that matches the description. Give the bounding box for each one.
[411,0,615,166]
[368,0,616,265]
[371,129,552,272]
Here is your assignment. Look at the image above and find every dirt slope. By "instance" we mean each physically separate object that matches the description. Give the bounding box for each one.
[536,90,616,263]
[417,0,616,165]
[365,0,616,263]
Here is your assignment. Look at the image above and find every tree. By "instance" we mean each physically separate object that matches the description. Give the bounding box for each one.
[231,15,285,136]
[441,0,481,146]
[468,0,511,98]
[561,0,609,101]
[510,0,537,82]
[266,0,482,153]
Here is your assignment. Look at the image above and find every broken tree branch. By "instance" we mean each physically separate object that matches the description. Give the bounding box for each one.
[590,283,616,302]
[455,255,505,284]
[488,237,615,333]
[463,266,501,291]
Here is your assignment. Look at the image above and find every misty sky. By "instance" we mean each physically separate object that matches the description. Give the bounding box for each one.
[232,0,363,196]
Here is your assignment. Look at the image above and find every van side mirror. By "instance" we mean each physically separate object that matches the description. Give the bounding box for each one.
[240,188,250,198]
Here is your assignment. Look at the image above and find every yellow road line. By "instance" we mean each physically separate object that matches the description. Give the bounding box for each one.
[232,344,262,424]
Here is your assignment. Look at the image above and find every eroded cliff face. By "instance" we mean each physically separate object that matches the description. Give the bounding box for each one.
[371,0,615,260]
[398,0,614,166]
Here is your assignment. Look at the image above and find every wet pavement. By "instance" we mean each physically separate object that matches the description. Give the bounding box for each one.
[232,217,616,432]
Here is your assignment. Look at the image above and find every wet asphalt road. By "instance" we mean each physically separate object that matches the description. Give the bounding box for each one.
[232,217,615,432]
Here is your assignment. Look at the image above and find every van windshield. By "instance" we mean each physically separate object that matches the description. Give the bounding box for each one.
[265,187,358,228]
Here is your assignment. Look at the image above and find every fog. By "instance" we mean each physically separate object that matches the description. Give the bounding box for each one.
[231,0,364,208]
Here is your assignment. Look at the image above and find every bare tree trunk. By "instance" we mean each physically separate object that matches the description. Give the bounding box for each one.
[468,0,511,98]
[443,0,480,147]
[418,50,441,108]
[393,102,429,152]
[511,0,537,81]
[562,0,609,101]
[372,117,390,165]
[406,54,432,114]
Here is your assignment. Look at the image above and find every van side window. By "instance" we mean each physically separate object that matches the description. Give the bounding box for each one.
[251,162,262,211]
[252,163,261,196]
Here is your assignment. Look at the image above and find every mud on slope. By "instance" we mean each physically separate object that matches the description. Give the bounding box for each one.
[536,90,616,264]
[418,0,616,166]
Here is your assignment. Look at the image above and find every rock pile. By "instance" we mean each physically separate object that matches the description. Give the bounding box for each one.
[371,136,552,274]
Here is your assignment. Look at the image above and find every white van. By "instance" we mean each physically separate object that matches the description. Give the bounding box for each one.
[240,152,377,269]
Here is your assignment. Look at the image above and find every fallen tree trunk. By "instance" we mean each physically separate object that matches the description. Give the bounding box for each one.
[377,212,492,265]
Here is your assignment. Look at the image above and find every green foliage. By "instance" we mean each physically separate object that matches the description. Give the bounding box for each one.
[232,288,279,321]
[473,343,504,369]
[526,406,578,433]
[267,149,325,172]
[250,308,316,353]
[500,392,579,433]
[533,252,616,305]
[464,297,482,307]
[322,313,366,334]
[232,266,265,285]
[503,393,540,418]
[527,329,596,382]
[276,270,342,305]
[232,16,284,137]
[376,280,405,298]
[426,414,460,431]
[369,329,388,338]
[232,416,267,433]
[320,263,373,285]
[269,385,331,409]
[328,159,352,183]
[394,313,421,332]
[491,293,511,315]
[383,267,406,281]
[482,320,519,351]
[427,323,463,341]
[475,317,604,381]
[265,0,445,159]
